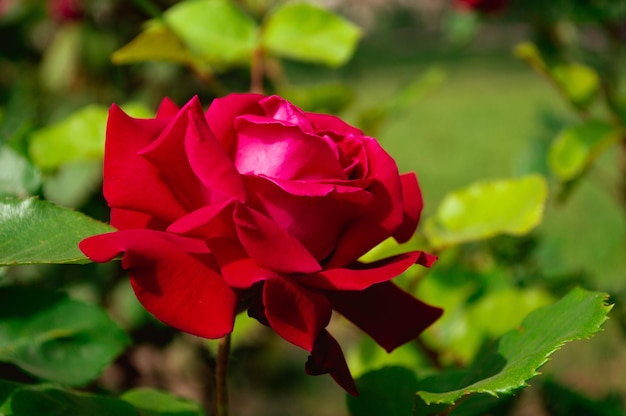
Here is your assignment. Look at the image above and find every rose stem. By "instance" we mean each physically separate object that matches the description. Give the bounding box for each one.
[215,333,232,416]
[250,46,265,94]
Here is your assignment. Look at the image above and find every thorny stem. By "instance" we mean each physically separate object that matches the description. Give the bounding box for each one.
[215,333,231,416]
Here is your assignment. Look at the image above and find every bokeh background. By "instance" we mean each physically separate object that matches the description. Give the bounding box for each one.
[1,1,625,415]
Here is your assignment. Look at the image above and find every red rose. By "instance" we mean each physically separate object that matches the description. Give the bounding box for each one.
[80,94,442,393]
[455,0,508,14]
[48,0,83,22]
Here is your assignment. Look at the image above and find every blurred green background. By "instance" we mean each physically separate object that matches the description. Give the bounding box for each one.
[1,1,625,415]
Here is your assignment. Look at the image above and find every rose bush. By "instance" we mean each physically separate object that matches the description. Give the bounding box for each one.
[79,93,442,393]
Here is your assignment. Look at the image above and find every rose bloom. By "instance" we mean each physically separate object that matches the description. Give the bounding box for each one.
[455,0,508,14]
[80,94,442,394]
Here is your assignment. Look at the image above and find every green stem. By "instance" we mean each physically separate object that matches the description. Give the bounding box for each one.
[216,333,231,416]
[250,47,265,94]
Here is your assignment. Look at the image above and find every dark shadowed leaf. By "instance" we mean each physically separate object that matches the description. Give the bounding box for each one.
[0,287,130,386]
[0,381,138,416]
[347,366,419,416]
[122,388,205,416]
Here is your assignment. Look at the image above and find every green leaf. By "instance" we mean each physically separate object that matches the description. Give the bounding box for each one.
[0,145,41,197]
[0,382,138,416]
[165,0,258,68]
[424,175,548,249]
[278,82,355,114]
[551,63,600,110]
[28,104,108,170]
[262,2,361,67]
[28,103,152,171]
[539,378,626,416]
[122,388,205,416]
[0,197,114,265]
[0,286,130,386]
[416,287,611,405]
[347,366,419,416]
[112,22,195,66]
[419,283,554,365]
[548,120,620,182]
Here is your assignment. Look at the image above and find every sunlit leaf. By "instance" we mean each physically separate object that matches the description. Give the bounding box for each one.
[0,197,114,265]
[0,145,40,197]
[28,103,152,170]
[0,287,130,386]
[551,63,600,110]
[548,120,620,181]
[278,82,354,114]
[122,388,205,416]
[419,280,554,364]
[165,0,258,68]
[112,22,195,66]
[262,2,361,67]
[424,175,548,249]
[0,381,137,415]
[416,287,611,405]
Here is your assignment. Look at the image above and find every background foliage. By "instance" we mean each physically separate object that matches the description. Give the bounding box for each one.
[0,0,624,415]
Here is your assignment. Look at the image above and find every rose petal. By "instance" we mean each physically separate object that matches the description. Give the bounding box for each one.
[258,95,315,134]
[110,208,169,231]
[305,330,357,395]
[156,97,180,118]
[243,176,366,262]
[327,137,405,267]
[233,204,321,273]
[204,93,265,152]
[167,199,236,239]
[306,112,364,137]
[327,282,442,352]
[185,108,246,202]
[138,97,208,210]
[392,173,423,243]
[80,230,237,339]
[104,105,188,224]
[295,251,427,291]
[210,238,274,289]
[233,115,346,181]
[263,275,331,351]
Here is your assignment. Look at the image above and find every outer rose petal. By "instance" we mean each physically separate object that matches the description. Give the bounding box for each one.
[295,251,433,291]
[185,106,246,203]
[263,275,332,351]
[305,330,357,396]
[156,97,180,118]
[79,230,237,339]
[104,105,189,225]
[392,172,423,243]
[138,97,209,210]
[204,93,265,152]
[327,282,442,352]
[110,208,169,231]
